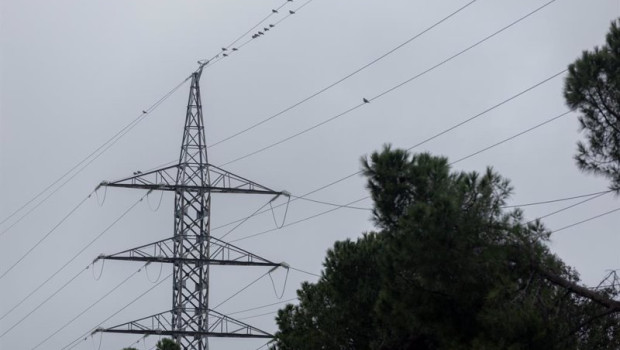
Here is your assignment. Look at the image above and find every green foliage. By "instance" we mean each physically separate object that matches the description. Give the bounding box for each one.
[565,19,620,190]
[156,338,181,350]
[272,147,620,349]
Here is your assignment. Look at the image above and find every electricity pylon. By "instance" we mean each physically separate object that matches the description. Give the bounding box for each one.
[92,65,288,350]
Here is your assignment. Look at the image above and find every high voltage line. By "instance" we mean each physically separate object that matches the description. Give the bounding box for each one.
[8,0,618,348]
[228,109,575,243]
[0,0,315,237]
[210,69,567,235]
[0,192,151,321]
[207,0,478,148]
[29,264,149,350]
[219,0,560,167]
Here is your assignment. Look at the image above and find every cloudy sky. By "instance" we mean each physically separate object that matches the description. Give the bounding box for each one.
[1,0,619,349]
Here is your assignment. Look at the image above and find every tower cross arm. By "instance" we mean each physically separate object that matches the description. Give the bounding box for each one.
[94,235,287,268]
[99,163,286,196]
[93,310,274,339]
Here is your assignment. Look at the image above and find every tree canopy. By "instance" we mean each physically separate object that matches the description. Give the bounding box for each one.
[565,19,620,190]
[272,147,620,349]
[156,338,181,350]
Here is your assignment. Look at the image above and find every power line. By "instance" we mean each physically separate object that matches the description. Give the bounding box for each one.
[0,265,88,337]
[292,195,371,211]
[208,0,477,148]
[0,77,190,234]
[219,0,561,167]
[551,206,620,234]
[238,310,279,321]
[448,110,572,164]
[212,271,272,310]
[0,192,93,279]
[61,272,172,350]
[196,0,317,73]
[30,263,148,350]
[150,70,568,238]
[228,105,579,243]
[502,190,613,208]
[231,197,369,242]
[1,191,151,321]
[289,266,321,278]
[227,298,298,316]
[528,191,612,224]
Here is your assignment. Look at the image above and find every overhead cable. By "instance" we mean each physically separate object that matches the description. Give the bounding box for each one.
[61,273,172,350]
[0,191,94,279]
[219,0,561,166]
[551,206,620,234]
[0,77,190,234]
[229,107,576,243]
[0,191,152,321]
[208,0,477,148]
[29,263,149,350]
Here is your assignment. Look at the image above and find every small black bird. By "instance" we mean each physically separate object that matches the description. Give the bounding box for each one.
[223,53,228,57]
[363,98,370,103]
[272,9,278,13]
[289,10,295,14]
[232,48,238,51]
[269,24,275,28]
[142,110,147,114]
[264,27,269,31]
[221,47,227,51]
[258,31,264,35]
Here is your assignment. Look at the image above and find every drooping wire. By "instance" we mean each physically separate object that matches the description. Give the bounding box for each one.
[208,0,477,148]
[92,259,105,281]
[90,331,103,350]
[0,191,94,279]
[61,272,172,350]
[29,263,149,350]
[0,77,190,231]
[269,195,291,229]
[0,191,152,321]
[94,185,108,207]
[146,190,165,211]
[268,267,290,299]
[219,1,562,166]
[145,262,164,284]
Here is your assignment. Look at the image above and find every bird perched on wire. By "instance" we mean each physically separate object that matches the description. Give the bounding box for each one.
[289,10,295,14]
[363,98,370,103]
[272,9,278,13]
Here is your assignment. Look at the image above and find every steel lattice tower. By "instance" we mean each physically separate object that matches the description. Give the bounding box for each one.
[93,66,287,350]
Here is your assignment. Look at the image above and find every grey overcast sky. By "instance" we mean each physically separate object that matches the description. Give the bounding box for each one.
[1,0,619,349]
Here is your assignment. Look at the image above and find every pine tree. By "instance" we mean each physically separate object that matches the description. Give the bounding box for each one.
[565,19,620,190]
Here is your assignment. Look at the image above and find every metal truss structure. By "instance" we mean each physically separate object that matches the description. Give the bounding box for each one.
[93,66,287,350]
